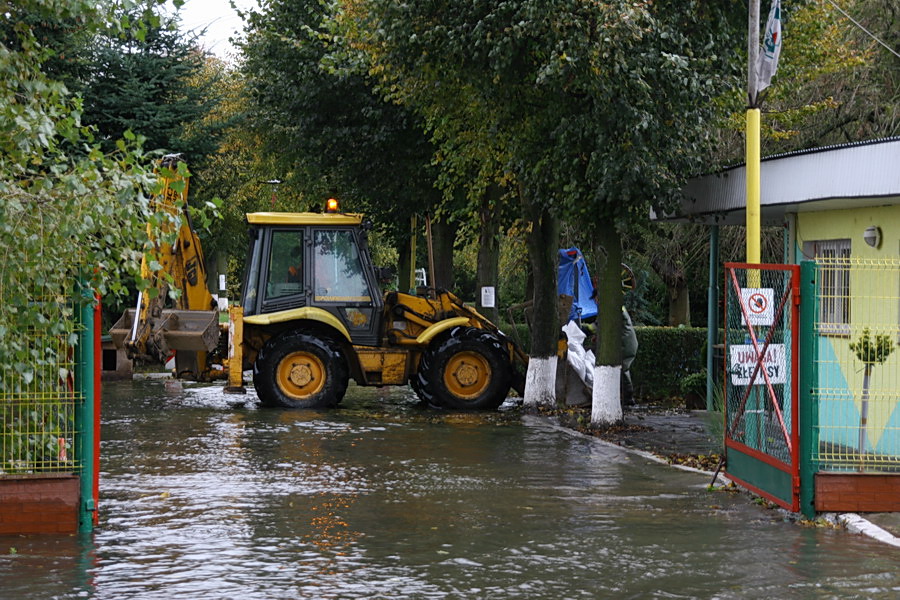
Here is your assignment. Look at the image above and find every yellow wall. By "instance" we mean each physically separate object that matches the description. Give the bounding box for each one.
[795,204,900,261]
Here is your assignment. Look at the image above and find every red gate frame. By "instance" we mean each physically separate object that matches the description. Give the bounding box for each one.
[724,263,800,512]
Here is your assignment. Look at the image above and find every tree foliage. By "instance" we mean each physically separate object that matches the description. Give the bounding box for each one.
[850,327,894,365]
[711,0,899,164]
[348,0,742,214]
[0,0,197,386]
[79,3,224,163]
[239,0,438,246]
[340,1,743,364]
[774,0,899,144]
[185,57,262,259]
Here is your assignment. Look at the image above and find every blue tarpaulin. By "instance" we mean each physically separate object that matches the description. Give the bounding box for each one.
[557,247,597,321]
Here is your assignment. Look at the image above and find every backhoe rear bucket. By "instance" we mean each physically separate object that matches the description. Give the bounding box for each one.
[157,309,219,351]
[110,308,219,353]
[109,309,139,350]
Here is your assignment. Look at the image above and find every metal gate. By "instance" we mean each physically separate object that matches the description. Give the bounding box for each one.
[723,263,800,511]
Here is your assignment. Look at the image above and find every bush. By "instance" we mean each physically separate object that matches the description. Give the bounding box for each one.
[679,370,707,397]
[631,326,707,400]
[679,369,708,409]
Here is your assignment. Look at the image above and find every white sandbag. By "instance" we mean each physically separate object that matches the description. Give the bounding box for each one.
[566,345,586,381]
[562,320,587,382]
[583,350,595,387]
[562,320,586,345]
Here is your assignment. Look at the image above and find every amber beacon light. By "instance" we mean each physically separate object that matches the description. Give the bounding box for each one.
[326,198,339,213]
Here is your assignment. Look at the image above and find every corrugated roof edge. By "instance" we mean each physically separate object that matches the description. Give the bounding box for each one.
[709,136,900,175]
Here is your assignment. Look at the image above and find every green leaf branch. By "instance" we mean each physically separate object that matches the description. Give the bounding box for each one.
[849,328,894,365]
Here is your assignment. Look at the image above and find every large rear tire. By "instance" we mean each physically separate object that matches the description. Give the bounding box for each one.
[416,327,511,410]
[253,331,348,409]
[409,369,434,406]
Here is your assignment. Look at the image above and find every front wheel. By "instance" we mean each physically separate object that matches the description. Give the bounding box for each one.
[253,331,348,408]
[418,328,511,410]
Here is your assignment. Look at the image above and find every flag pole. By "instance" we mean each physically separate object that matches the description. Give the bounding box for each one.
[744,0,763,463]
[746,0,761,267]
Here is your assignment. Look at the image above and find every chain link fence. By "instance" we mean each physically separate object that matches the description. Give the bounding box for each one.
[724,265,797,465]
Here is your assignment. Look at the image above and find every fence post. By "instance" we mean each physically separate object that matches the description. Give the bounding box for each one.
[706,225,720,410]
[92,297,102,527]
[799,260,819,519]
[75,282,97,532]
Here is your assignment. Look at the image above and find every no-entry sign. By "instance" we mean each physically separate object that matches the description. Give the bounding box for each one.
[740,287,775,327]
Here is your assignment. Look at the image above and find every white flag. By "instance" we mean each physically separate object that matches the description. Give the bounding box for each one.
[757,0,782,91]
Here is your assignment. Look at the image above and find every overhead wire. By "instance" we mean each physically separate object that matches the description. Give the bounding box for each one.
[824,0,900,60]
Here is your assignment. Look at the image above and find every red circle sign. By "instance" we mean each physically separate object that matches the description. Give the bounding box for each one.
[749,293,768,314]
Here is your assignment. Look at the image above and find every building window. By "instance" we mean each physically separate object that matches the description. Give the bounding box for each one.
[804,238,850,333]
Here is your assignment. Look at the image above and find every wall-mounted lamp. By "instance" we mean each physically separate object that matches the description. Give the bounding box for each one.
[863,225,882,249]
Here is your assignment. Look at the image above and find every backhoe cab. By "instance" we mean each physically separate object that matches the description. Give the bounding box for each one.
[237,208,527,410]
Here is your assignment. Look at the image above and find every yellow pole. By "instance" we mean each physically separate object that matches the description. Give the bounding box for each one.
[746,0,761,270]
[746,108,761,266]
[745,1,762,444]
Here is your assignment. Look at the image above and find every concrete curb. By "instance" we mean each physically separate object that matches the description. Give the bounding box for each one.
[525,415,732,486]
[825,513,900,549]
[526,414,899,549]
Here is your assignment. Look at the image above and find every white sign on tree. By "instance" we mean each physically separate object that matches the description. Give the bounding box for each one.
[480,286,496,308]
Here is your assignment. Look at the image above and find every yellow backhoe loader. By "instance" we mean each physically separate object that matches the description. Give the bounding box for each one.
[227,206,527,409]
[113,162,527,409]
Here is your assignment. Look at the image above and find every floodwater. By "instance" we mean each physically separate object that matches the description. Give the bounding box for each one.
[1,380,898,599]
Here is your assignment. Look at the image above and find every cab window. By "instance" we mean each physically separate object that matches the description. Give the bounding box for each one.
[265,230,305,301]
[313,230,371,302]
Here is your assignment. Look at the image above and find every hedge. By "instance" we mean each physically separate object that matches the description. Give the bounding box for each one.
[630,327,707,400]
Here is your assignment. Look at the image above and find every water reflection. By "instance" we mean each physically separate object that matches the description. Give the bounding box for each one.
[0,379,897,599]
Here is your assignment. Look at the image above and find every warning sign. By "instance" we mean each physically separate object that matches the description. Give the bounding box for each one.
[740,287,775,327]
[729,343,786,386]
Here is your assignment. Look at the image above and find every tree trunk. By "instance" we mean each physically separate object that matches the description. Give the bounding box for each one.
[525,261,534,309]
[431,218,457,292]
[858,363,872,456]
[476,185,501,323]
[397,237,412,294]
[668,280,691,326]
[591,219,623,426]
[522,193,559,409]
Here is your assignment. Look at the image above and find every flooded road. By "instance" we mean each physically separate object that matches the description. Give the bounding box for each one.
[1,379,898,599]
